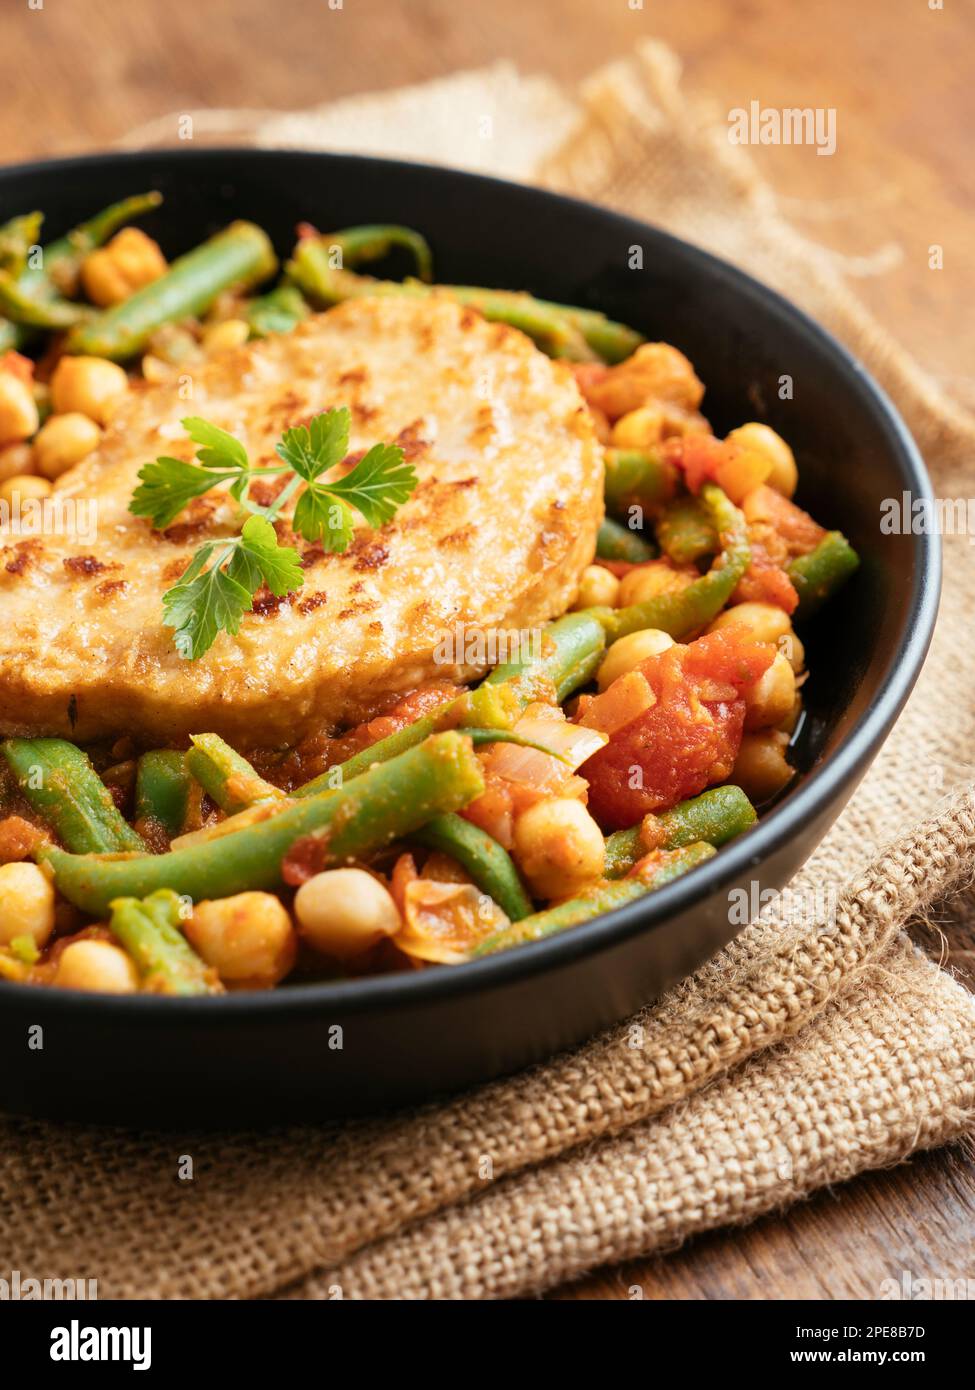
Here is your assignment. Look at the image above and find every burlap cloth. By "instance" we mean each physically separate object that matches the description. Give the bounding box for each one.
[3,43,975,1299]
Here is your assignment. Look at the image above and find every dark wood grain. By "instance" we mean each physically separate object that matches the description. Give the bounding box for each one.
[1,0,972,1300]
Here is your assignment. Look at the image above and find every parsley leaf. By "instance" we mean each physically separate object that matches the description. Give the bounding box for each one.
[130,457,233,530]
[181,416,250,472]
[162,557,254,661]
[135,407,416,658]
[322,442,417,527]
[275,407,350,482]
[292,488,356,553]
[227,515,305,596]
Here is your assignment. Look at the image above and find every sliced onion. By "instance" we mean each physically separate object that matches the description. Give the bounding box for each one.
[396,880,510,965]
[481,712,607,792]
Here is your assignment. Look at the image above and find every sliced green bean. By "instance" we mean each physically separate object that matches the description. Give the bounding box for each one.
[134,751,192,838]
[2,737,145,854]
[484,610,606,705]
[185,733,285,815]
[596,516,657,564]
[603,448,679,516]
[295,611,607,797]
[788,531,859,618]
[656,494,717,565]
[23,191,163,298]
[604,786,756,878]
[245,283,310,338]
[288,232,640,362]
[41,731,484,916]
[593,484,750,643]
[0,211,43,275]
[474,841,716,955]
[65,221,277,360]
[107,889,218,996]
[413,813,532,921]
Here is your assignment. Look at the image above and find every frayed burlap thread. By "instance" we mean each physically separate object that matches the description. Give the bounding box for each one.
[3,43,974,1300]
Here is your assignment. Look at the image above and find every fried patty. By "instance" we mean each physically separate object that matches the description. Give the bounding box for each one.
[0,297,602,747]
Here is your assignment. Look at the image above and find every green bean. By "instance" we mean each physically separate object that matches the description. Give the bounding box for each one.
[24,191,163,298]
[603,786,756,878]
[474,841,716,955]
[2,737,145,854]
[0,212,43,275]
[593,484,750,644]
[41,731,484,916]
[0,317,27,352]
[65,221,277,360]
[656,494,717,566]
[539,303,644,364]
[295,611,607,796]
[484,610,606,705]
[788,531,859,619]
[288,232,642,362]
[107,889,219,996]
[603,448,679,516]
[134,751,192,837]
[412,814,533,921]
[185,733,285,815]
[0,194,165,330]
[596,516,657,564]
[245,284,310,338]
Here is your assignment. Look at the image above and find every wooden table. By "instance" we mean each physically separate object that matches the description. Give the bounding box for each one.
[2,0,972,1299]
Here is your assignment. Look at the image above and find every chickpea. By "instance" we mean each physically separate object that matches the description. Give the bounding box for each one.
[185,892,297,989]
[141,354,175,384]
[202,318,250,356]
[512,798,605,899]
[611,404,665,449]
[33,412,102,480]
[81,227,167,307]
[618,560,693,607]
[732,731,793,802]
[294,868,401,961]
[588,343,704,419]
[0,861,56,948]
[0,442,34,483]
[573,563,620,610]
[597,628,674,690]
[727,422,797,498]
[707,601,792,645]
[54,939,140,993]
[743,653,797,731]
[51,356,128,426]
[0,372,39,446]
[0,474,53,507]
[778,628,805,673]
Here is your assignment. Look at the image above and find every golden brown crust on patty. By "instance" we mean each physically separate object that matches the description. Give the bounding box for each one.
[0,297,603,747]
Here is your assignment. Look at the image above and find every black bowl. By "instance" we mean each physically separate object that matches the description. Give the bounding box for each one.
[0,149,939,1127]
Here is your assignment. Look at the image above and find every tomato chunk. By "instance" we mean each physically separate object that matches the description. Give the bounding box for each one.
[579,630,775,829]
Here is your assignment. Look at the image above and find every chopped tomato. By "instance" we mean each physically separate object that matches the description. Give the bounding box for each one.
[732,535,799,613]
[741,484,825,555]
[668,433,771,504]
[671,433,725,494]
[579,629,775,830]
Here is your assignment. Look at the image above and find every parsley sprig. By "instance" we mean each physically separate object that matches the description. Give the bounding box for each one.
[129,407,417,659]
